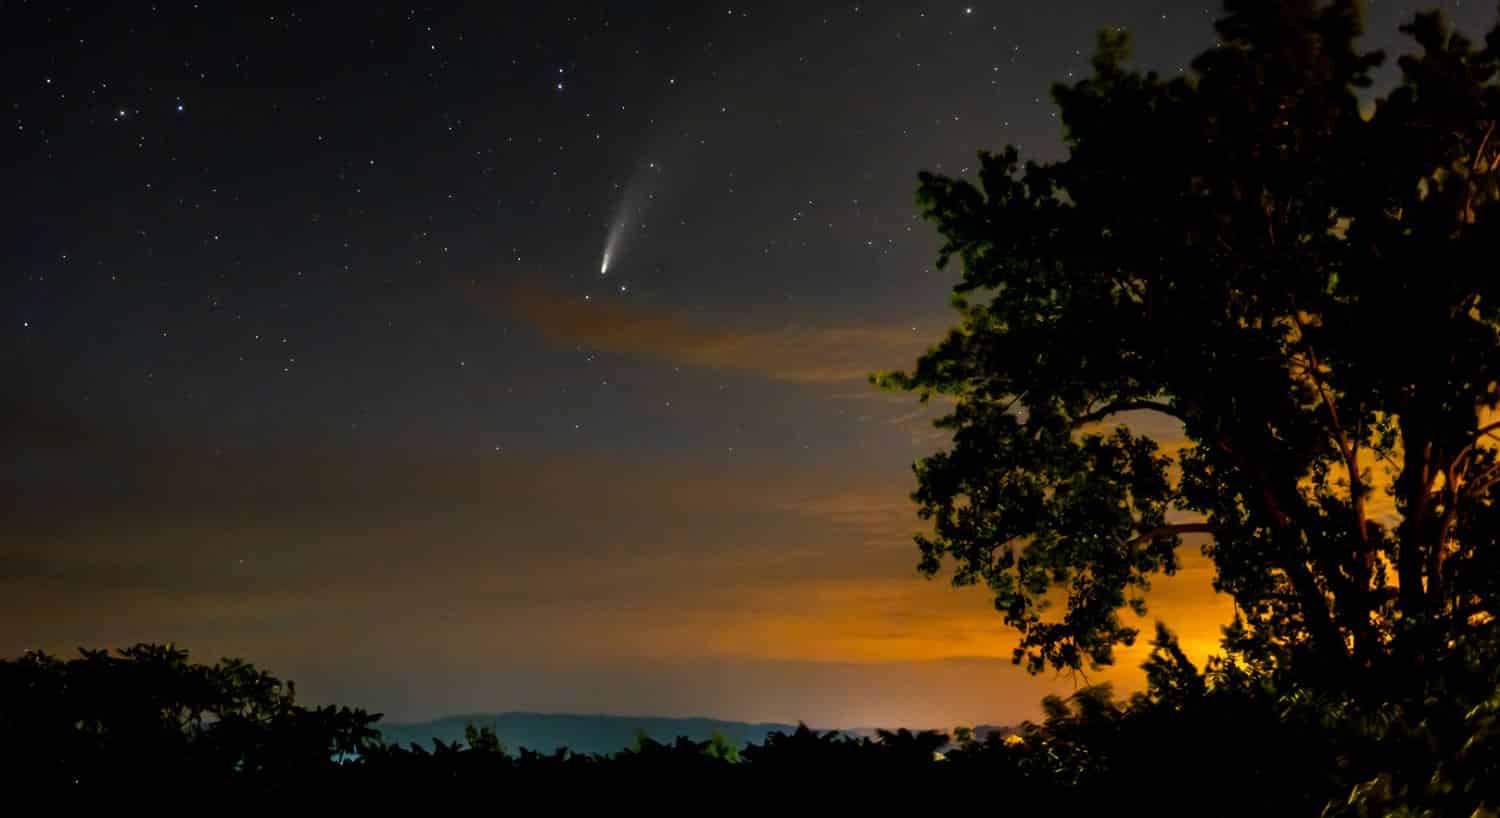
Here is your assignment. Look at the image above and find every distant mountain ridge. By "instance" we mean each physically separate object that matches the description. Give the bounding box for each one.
[376,712,1012,756]
[376,712,800,756]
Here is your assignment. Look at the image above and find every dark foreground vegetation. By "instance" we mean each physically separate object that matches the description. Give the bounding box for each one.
[2,637,1497,813]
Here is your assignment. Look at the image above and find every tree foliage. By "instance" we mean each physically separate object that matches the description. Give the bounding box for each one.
[875,0,1500,687]
[0,643,380,790]
[8,640,1499,814]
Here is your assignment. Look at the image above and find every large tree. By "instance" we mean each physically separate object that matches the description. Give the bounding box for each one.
[878,0,1500,690]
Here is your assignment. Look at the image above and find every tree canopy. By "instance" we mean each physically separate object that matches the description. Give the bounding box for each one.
[876,0,1500,689]
[0,643,381,790]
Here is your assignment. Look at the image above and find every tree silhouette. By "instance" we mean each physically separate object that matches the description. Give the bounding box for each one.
[876,0,1500,694]
[0,643,380,791]
[463,721,507,754]
[5,640,1465,812]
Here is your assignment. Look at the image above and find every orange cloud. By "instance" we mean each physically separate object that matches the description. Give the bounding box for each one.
[497,282,934,383]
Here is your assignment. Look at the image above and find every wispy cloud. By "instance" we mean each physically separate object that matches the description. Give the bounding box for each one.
[498,283,933,384]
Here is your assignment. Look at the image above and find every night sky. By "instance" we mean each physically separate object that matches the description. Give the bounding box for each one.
[5,1,1490,729]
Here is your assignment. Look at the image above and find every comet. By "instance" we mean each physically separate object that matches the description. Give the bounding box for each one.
[599,199,634,276]
[598,160,658,277]
[600,212,627,274]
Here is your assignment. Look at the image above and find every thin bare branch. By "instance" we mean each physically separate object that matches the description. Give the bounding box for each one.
[1071,400,1184,428]
[1463,122,1497,221]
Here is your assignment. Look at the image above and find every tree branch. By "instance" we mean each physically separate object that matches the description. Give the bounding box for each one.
[1215,430,1350,658]
[1122,522,1217,550]
[1071,400,1184,428]
[1463,466,1500,499]
[1463,121,1496,223]
[1450,418,1500,477]
[1287,312,1370,562]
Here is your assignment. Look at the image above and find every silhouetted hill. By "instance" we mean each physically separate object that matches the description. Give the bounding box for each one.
[376,712,1016,756]
[377,712,802,756]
